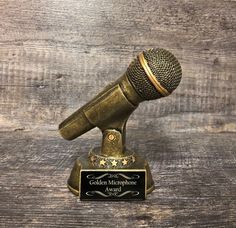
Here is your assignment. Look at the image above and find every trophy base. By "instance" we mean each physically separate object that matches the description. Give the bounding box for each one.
[67,148,155,199]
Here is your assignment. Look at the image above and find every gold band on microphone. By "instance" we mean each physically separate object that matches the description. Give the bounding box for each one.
[138,52,170,97]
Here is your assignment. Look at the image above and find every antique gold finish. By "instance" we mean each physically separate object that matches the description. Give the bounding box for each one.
[138,53,170,96]
[60,49,182,199]
[101,129,125,157]
[89,147,135,169]
[60,73,155,197]
[67,152,154,197]
[59,74,143,141]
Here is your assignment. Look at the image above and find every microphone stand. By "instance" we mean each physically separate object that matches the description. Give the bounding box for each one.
[67,110,155,197]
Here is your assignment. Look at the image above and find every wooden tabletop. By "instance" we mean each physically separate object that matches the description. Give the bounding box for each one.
[0,131,235,227]
[0,0,235,227]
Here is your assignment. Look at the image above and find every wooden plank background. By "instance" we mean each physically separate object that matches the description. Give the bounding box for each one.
[0,0,235,227]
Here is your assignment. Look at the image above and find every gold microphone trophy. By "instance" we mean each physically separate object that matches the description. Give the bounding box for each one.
[59,48,182,200]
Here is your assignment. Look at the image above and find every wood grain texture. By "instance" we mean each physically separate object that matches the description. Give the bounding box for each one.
[0,131,235,227]
[0,0,236,227]
[0,0,235,133]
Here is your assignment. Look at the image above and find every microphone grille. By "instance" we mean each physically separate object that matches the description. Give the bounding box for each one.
[126,48,182,100]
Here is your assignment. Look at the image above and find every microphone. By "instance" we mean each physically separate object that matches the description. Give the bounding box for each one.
[59,48,182,140]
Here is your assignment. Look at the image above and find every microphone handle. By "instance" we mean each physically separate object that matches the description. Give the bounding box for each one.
[59,74,143,140]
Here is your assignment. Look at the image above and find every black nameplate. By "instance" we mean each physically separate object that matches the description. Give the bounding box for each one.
[80,170,146,200]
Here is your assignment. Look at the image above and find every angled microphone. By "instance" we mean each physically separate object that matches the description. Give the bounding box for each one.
[59,48,182,140]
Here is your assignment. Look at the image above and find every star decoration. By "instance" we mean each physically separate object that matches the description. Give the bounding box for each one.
[111,160,118,167]
[122,159,128,166]
[99,159,106,166]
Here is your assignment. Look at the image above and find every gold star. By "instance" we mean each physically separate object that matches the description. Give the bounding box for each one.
[111,160,118,167]
[122,159,128,166]
[100,159,106,166]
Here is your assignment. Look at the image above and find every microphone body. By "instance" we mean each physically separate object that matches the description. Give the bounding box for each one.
[59,48,182,140]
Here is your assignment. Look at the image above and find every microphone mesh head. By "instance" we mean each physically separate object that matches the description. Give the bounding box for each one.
[126,48,182,100]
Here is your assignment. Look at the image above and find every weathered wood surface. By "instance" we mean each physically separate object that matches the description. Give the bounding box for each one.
[0,0,236,227]
[0,0,235,133]
[0,131,235,227]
